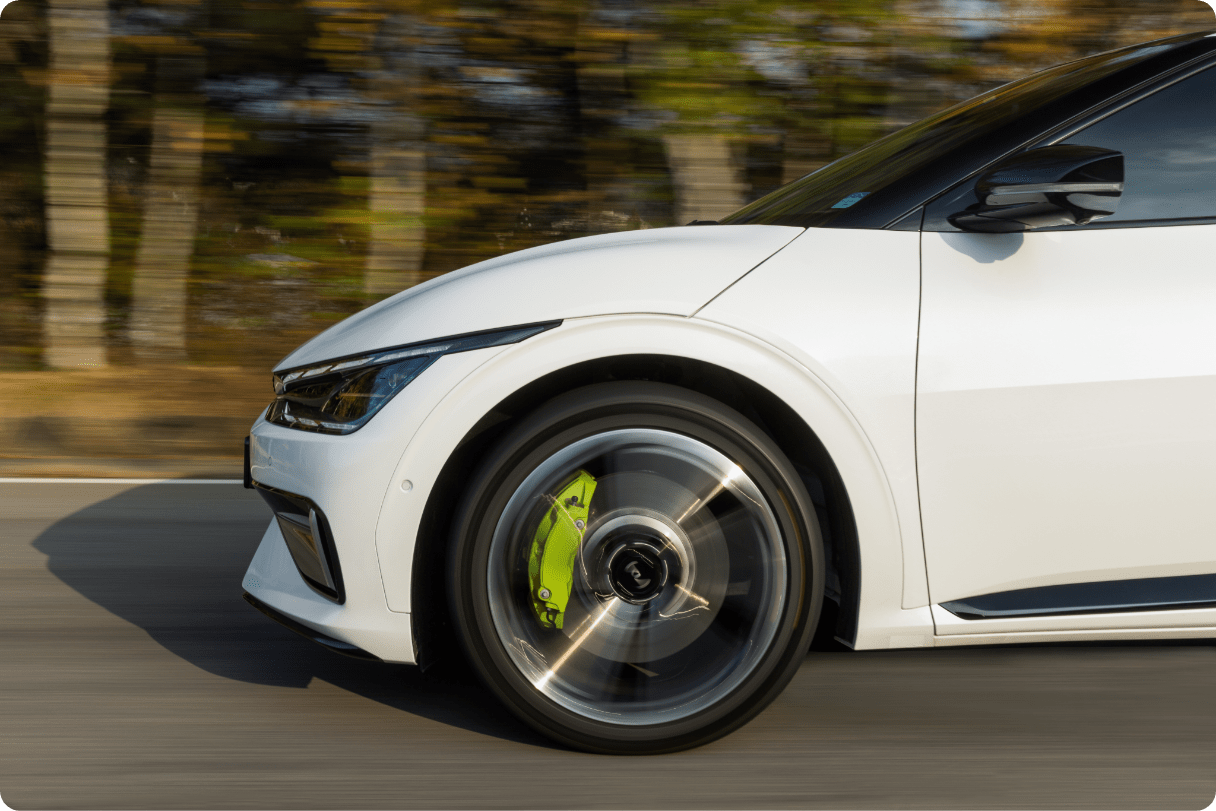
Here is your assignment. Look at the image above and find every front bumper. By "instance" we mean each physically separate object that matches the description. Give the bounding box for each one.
[242,513,416,662]
[243,592,379,660]
[240,347,511,665]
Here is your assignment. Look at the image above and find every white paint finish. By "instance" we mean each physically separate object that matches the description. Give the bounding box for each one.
[918,225,1216,605]
[245,346,509,663]
[243,520,416,663]
[932,602,1216,636]
[276,225,803,370]
[373,315,930,650]
[249,348,506,500]
[852,605,936,650]
[698,227,927,608]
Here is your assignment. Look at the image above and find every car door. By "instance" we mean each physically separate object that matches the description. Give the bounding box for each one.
[916,62,1216,623]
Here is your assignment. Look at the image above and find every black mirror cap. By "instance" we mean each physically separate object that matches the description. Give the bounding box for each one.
[950,145,1124,233]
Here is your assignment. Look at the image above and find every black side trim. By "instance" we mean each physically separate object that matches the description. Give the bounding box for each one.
[942,573,1216,620]
[243,592,380,660]
[250,480,345,604]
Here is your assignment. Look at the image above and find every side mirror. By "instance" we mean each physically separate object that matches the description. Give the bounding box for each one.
[949,145,1123,233]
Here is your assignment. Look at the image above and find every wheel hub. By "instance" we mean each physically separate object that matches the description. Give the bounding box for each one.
[606,540,668,603]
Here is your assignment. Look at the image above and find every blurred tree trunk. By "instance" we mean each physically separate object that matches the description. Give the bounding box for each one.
[662,134,746,225]
[366,109,426,300]
[365,13,426,301]
[574,8,628,214]
[129,55,205,362]
[627,5,770,227]
[42,0,110,368]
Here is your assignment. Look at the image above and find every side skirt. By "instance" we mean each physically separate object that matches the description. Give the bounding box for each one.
[941,573,1216,620]
[932,620,1216,647]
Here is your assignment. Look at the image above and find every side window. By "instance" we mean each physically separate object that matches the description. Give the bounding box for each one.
[1061,65,1216,223]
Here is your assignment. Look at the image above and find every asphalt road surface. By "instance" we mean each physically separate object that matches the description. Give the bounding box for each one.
[3,480,1215,810]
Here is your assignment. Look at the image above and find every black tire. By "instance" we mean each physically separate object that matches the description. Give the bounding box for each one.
[448,382,824,754]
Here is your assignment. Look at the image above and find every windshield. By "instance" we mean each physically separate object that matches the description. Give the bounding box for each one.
[721,37,1199,229]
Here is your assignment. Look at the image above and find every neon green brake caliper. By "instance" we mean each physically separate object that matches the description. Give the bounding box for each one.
[528,470,597,629]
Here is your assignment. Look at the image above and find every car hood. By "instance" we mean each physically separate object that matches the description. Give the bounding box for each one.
[275,224,804,370]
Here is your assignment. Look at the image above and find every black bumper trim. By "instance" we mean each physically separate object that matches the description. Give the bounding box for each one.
[249,480,345,604]
[243,592,380,661]
[243,436,253,489]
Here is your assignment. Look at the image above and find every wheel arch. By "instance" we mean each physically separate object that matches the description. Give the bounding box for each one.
[409,351,861,670]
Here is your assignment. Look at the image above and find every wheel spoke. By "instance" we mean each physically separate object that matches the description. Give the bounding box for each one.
[535,598,618,690]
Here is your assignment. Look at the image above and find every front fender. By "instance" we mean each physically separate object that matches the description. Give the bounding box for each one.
[373,314,933,651]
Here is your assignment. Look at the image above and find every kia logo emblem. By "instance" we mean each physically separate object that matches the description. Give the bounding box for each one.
[625,561,650,589]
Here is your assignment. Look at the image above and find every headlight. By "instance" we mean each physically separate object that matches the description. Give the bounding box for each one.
[267,321,559,435]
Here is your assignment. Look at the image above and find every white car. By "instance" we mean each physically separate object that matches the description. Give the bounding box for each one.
[242,31,1216,753]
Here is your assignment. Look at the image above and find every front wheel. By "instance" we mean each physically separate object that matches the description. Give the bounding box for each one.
[449,382,823,753]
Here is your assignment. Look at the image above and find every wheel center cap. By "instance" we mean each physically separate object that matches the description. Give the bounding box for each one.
[607,542,667,604]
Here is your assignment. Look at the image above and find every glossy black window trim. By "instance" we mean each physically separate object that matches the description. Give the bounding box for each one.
[942,572,1216,620]
[921,48,1216,232]
[1040,57,1216,148]
[888,206,925,232]
[865,32,1216,230]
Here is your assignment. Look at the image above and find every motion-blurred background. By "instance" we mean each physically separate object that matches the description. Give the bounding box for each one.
[0,0,1210,475]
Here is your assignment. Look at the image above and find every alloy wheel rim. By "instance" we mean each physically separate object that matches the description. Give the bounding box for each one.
[486,428,788,726]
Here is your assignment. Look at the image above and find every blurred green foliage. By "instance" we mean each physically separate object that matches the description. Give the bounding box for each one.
[0,0,1209,369]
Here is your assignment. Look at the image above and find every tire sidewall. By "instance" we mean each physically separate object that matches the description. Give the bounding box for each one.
[449,382,824,754]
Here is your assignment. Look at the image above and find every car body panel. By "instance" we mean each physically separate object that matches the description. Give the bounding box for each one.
[243,35,1216,678]
[243,519,417,662]
[696,227,927,609]
[275,225,803,371]
[918,224,1216,606]
[371,314,935,651]
[244,347,511,664]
